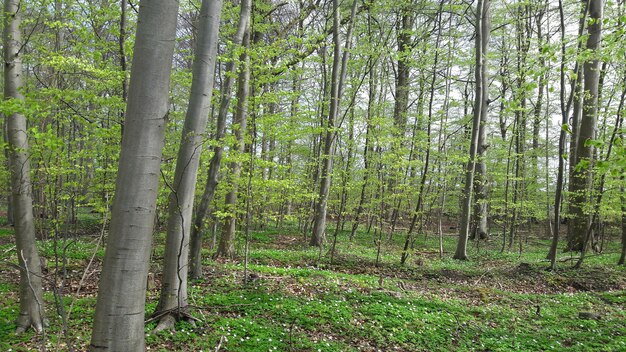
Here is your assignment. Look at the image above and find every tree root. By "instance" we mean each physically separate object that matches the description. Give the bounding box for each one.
[148,308,199,333]
[15,314,44,335]
[153,314,176,333]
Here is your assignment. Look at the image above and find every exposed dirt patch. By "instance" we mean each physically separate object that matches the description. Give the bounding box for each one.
[264,233,305,250]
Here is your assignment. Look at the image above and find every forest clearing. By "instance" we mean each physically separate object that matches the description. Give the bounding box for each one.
[1,0,626,350]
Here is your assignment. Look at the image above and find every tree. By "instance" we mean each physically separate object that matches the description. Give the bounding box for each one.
[153,0,223,331]
[4,0,46,334]
[401,2,445,264]
[89,0,179,349]
[216,26,251,258]
[454,0,490,260]
[567,0,603,252]
[548,0,570,268]
[189,0,252,278]
[310,0,357,247]
[471,0,491,241]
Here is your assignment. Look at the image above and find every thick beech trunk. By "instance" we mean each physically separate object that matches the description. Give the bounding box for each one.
[567,0,603,253]
[4,0,46,334]
[154,0,222,331]
[566,1,589,247]
[89,0,179,349]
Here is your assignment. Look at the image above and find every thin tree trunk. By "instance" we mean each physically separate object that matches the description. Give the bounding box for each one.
[531,8,546,208]
[508,3,531,250]
[189,0,251,279]
[617,179,626,265]
[310,0,357,246]
[331,108,355,262]
[349,42,377,240]
[400,5,444,264]
[471,0,490,241]
[153,0,222,331]
[216,27,251,258]
[4,0,46,334]
[454,0,489,260]
[548,0,568,267]
[89,0,179,348]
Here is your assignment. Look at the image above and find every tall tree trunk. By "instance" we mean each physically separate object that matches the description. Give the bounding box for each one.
[387,6,414,219]
[153,0,222,332]
[454,0,489,260]
[119,0,128,110]
[548,0,569,267]
[3,117,13,226]
[471,0,490,241]
[508,2,531,250]
[89,0,179,349]
[189,0,252,279]
[349,9,377,240]
[310,0,357,246]
[532,6,547,238]
[401,4,444,264]
[567,0,603,253]
[566,1,589,241]
[4,0,46,334]
[216,27,251,258]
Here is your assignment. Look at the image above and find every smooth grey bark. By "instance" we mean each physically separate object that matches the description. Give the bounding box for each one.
[566,1,589,245]
[548,0,569,267]
[310,8,340,247]
[454,0,489,260]
[153,0,223,331]
[4,0,46,334]
[310,0,357,247]
[188,0,251,279]
[3,118,14,226]
[568,0,603,253]
[471,0,491,241]
[216,27,250,258]
[89,0,179,349]
[119,0,128,107]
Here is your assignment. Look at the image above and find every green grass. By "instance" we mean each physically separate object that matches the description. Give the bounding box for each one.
[1,218,625,351]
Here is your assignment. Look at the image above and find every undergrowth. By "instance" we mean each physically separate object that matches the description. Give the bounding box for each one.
[1,220,624,351]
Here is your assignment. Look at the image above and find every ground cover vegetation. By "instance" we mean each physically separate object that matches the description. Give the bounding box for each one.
[0,0,625,350]
[1,222,625,351]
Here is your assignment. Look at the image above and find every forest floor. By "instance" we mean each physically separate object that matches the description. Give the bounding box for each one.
[1,216,625,351]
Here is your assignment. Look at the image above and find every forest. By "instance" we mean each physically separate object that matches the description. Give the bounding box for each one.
[1,0,625,350]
